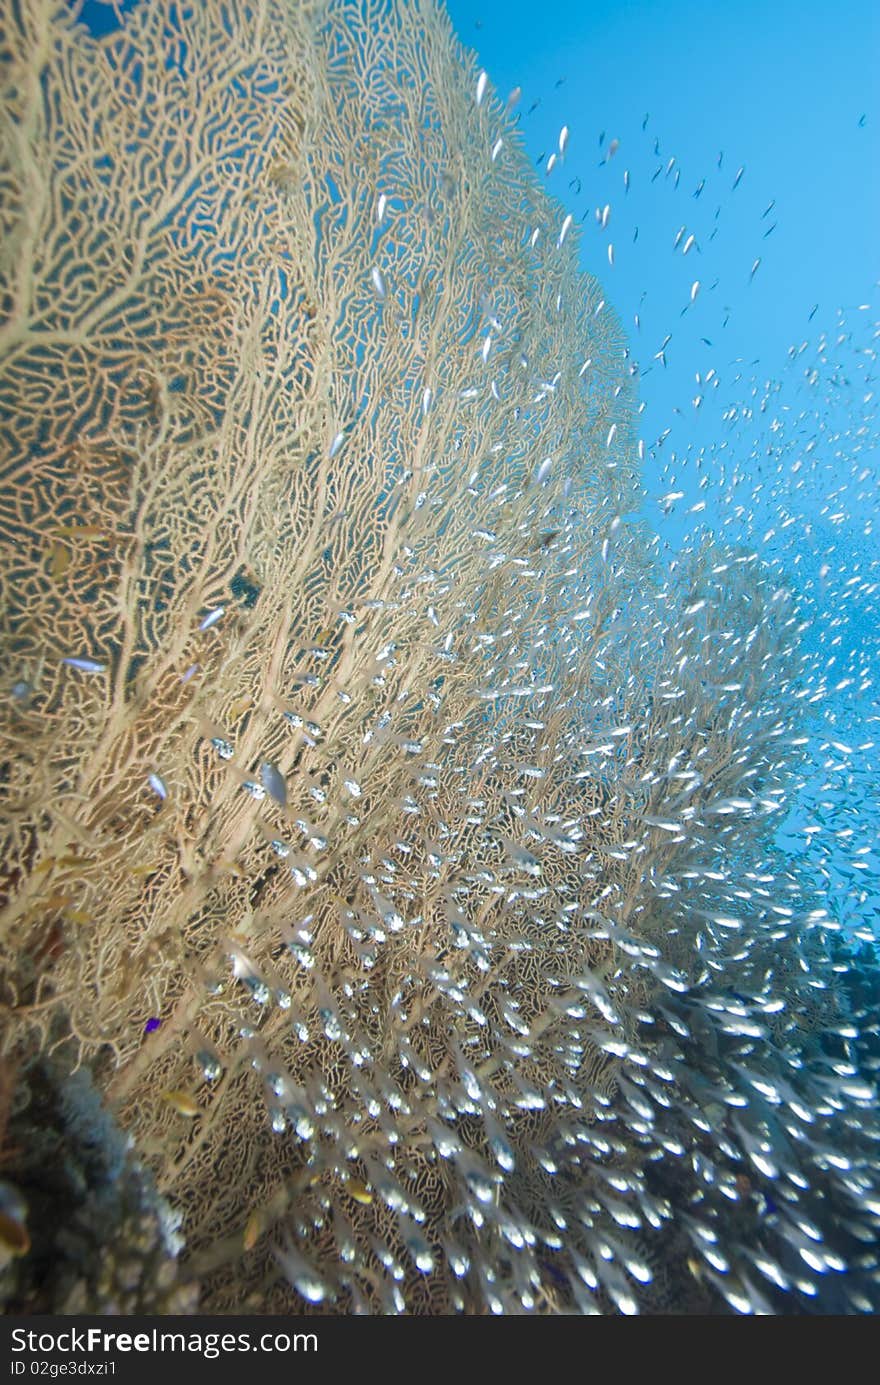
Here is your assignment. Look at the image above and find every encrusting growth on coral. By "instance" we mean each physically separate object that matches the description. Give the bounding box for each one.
[0,0,878,1314]
[0,1057,196,1314]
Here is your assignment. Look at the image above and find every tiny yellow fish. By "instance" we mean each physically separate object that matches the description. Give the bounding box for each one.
[49,543,71,580]
[345,1178,373,1205]
[243,1208,264,1251]
[51,525,107,539]
[41,892,74,911]
[161,1089,201,1118]
[687,1256,704,1283]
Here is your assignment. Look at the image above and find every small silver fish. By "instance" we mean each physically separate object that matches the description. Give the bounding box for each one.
[62,656,105,672]
[148,773,167,800]
[260,761,288,807]
[199,607,224,631]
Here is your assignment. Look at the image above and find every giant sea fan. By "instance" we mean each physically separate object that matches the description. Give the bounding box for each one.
[0,0,877,1314]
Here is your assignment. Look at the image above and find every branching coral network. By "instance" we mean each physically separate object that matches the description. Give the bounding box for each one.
[0,0,878,1315]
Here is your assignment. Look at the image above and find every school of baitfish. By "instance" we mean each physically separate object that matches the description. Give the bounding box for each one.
[0,0,877,1314]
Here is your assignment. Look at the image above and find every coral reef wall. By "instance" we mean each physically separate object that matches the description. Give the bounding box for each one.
[1,0,878,1313]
